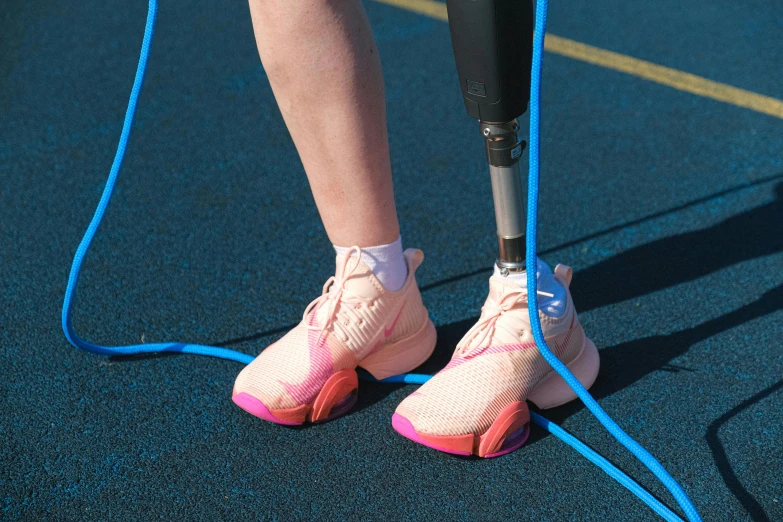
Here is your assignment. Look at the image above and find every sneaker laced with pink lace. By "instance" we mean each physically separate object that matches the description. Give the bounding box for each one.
[233,247,436,425]
[393,264,600,458]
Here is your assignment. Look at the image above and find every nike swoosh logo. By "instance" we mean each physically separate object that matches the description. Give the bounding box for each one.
[385,306,405,337]
[362,303,406,359]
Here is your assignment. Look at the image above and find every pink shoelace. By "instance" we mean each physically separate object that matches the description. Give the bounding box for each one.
[302,246,373,344]
[454,285,554,357]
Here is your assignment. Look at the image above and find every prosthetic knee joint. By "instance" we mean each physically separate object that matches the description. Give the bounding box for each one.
[446,0,534,275]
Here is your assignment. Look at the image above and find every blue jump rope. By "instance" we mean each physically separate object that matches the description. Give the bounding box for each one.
[62,1,702,520]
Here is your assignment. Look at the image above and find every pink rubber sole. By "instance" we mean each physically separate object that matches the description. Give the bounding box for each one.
[232,369,358,426]
[232,392,302,425]
[392,400,531,458]
[232,390,358,426]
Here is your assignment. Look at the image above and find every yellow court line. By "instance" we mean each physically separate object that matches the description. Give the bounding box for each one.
[374,0,783,120]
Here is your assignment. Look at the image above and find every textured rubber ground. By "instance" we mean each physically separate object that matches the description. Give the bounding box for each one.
[2,0,782,520]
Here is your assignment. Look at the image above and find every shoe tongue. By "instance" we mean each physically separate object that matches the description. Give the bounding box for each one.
[332,253,384,299]
[482,275,533,336]
[487,275,527,305]
[311,254,383,326]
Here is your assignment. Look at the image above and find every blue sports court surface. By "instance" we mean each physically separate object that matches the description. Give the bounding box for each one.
[2,0,782,519]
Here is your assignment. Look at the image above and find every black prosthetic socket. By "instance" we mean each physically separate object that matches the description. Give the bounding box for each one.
[446,0,534,273]
[446,0,533,123]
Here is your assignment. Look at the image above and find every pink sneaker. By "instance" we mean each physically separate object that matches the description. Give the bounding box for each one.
[393,264,599,457]
[233,247,436,425]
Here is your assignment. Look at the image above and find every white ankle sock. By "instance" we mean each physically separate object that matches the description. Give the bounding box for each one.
[333,236,408,292]
[492,258,567,317]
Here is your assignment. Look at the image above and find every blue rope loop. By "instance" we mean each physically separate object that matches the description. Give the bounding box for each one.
[525,1,700,520]
[61,1,701,520]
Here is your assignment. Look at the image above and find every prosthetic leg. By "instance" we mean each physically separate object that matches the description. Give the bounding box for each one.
[446,0,534,275]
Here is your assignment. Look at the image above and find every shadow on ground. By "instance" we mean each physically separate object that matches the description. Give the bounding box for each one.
[573,182,783,312]
[705,380,783,522]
